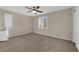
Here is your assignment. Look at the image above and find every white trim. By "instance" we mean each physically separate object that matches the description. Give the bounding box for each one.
[9,32,32,38]
[9,32,73,42]
[49,35,72,42]
[34,32,73,42]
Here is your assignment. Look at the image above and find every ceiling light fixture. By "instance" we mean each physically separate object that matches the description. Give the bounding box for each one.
[32,11,36,13]
[25,6,43,15]
[32,11,37,14]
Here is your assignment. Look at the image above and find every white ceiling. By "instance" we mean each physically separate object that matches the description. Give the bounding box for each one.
[0,6,72,16]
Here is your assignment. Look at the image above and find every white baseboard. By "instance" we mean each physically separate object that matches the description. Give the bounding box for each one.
[9,32,73,42]
[50,35,72,41]
[34,32,73,42]
[9,32,32,38]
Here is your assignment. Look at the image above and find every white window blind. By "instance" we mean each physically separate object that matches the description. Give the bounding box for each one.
[38,16,48,29]
[4,13,13,30]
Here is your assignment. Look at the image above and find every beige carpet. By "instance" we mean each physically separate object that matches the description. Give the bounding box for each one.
[0,33,78,52]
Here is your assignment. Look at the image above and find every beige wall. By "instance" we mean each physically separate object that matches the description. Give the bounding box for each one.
[0,9,32,37]
[33,8,73,41]
[0,8,73,41]
[73,7,79,49]
[0,11,4,31]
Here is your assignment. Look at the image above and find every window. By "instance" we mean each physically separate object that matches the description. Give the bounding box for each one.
[38,16,48,29]
[4,13,13,30]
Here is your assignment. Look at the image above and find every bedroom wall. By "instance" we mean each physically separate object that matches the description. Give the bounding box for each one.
[0,8,73,41]
[73,7,79,50]
[0,11,4,31]
[0,9,32,37]
[33,8,73,41]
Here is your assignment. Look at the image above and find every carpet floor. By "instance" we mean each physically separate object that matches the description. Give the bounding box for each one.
[0,33,78,52]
